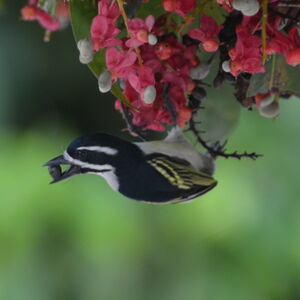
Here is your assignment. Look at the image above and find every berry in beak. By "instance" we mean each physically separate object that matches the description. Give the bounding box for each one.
[44,155,81,184]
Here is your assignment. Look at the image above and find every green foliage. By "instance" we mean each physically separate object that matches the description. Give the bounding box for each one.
[135,0,164,19]
[1,98,300,299]
[247,55,300,97]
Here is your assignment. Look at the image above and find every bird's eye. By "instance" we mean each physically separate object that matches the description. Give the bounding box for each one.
[74,149,87,160]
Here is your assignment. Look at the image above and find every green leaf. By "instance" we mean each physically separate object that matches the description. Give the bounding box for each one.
[203,0,227,25]
[135,0,164,19]
[124,0,142,18]
[277,59,300,96]
[192,84,241,143]
[247,55,300,97]
[69,0,135,108]
[247,72,269,97]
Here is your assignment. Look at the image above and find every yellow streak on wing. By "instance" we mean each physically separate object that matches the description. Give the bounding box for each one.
[148,157,216,190]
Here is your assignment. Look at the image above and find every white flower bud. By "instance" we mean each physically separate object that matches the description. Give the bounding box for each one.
[232,0,243,10]
[79,54,94,64]
[98,70,112,93]
[143,85,156,104]
[118,78,126,90]
[222,60,231,73]
[77,38,94,64]
[233,0,260,16]
[242,5,260,16]
[148,34,158,45]
[259,101,280,118]
[259,94,274,108]
[190,63,210,80]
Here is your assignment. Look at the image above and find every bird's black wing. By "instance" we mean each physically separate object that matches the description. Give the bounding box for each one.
[146,156,217,203]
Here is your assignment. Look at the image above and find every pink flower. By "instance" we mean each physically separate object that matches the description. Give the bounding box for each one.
[188,15,223,52]
[285,28,300,66]
[162,0,197,16]
[266,24,294,55]
[21,5,60,31]
[91,16,122,51]
[106,48,137,80]
[155,42,173,60]
[28,0,38,4]
[128,66,155,92]
[127,66,156,105]
[56,1,70,26]
[286,49,300,66]
[177,107,192,128]
[98,0,120,20]
[90,0,121,51]
[266,25,300,66]
[216,0,233,12]
[228,26,264,76]
[126,15,155,48]
[120,82,165,130]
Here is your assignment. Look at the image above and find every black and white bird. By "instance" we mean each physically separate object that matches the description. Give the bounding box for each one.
[45,127,217,204]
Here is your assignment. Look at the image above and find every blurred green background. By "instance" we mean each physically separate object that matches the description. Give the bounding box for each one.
[1,2,300,300]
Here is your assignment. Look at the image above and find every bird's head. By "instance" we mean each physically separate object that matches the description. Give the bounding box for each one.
[44,133,134,184]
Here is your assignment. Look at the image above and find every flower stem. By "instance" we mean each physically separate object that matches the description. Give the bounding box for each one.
[44,30,51,42]
[269,54,276,91]
[261,0,268,65]
[116,0,129,29]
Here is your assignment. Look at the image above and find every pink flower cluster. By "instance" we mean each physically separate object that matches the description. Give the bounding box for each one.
[115,34,200,130]
[111,33,198,131]
[89,0,300,128]
[88,0,226,131]
[217,3,300,77]
[228,25,265,76]
[267,26,300,67]
[21,0,69,32]
[21,0,300,127]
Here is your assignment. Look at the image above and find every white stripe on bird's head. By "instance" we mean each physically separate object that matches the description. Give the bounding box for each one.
[63,151,113,172]
[77,146,118,155]
[63,151,119,190]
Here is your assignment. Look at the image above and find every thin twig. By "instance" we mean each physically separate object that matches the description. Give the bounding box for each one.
[277,2,300,7]
[268,7,300,23]
[188,113,263,160]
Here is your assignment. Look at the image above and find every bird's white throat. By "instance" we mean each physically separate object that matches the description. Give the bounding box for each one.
[63,151,119,191]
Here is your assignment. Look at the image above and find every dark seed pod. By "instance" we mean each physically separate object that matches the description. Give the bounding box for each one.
[48,165,62,181]
[192,86,207,101]
[182,34,200,47]
[280,92,292,99]
[188,87,207,109]
[224,72,236,84]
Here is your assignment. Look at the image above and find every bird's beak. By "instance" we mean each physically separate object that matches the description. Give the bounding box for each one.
[44,155,81,184]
